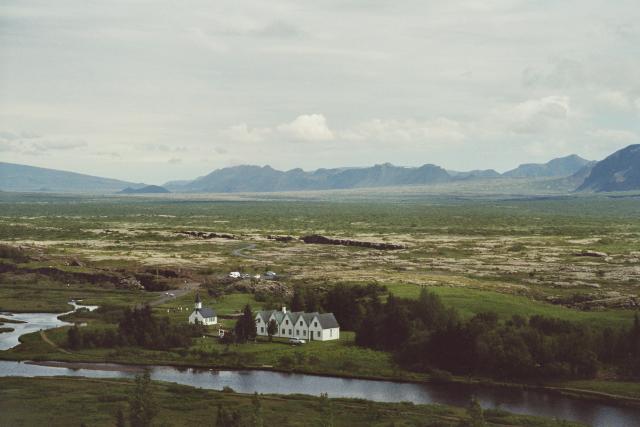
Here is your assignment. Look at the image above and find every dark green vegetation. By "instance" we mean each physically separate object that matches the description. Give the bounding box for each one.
[0,376,583,426]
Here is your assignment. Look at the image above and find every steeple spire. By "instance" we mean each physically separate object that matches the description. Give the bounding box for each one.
[195,292,202,310]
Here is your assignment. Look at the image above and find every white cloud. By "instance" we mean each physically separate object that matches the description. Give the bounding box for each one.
[277,114,334,141]
[488,96,572,136]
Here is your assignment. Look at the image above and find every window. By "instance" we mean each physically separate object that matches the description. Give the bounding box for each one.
[296,329,299,335]
[303,330,306,336]
[289,329,292,334]
[314,322,318,327]
[285,319,289,325]
[330,330,333,337]
[299,321,303,326]
[261,327,264,333]
[317,331,320,338]
[282,329,285,334]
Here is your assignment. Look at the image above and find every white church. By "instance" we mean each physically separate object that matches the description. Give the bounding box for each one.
[188,293,217,326]
[255,306,340,341]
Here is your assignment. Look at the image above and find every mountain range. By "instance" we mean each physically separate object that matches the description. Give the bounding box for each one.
[2,146,640,194]
[0,162,144,193]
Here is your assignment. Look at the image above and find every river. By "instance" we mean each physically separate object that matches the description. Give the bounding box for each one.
[1,308,639,426]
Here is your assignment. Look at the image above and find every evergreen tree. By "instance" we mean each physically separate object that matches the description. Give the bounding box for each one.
[129,371,157,427]
[234,304,257,343]
[291,287,305,312]
[267,319,278,342]
[115,407,126,427]
[216,405,242,427]
[251,392,264,427]
[319,393,333,427]
[466,397,485,427]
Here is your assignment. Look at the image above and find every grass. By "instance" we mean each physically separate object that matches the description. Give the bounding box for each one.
[0,282,155,313]
[0,376,584,426]
[386,283,637,328]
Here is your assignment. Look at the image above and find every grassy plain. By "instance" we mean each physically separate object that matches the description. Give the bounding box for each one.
[0,376,581,427]
[1,191,640,402]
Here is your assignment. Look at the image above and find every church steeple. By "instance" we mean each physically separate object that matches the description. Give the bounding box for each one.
[195,292,202,310]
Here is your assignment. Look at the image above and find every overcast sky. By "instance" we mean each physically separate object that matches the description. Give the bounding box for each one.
[1,1,640,184]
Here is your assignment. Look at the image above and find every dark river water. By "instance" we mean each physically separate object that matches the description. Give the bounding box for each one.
[1,308,639,426]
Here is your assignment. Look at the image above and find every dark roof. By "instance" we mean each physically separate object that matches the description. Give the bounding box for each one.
[197,307,215,318]
[256,310,339,329]
[317,313,339,329]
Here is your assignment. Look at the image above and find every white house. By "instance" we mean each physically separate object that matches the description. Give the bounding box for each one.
[188,293,217,326]
[255,306,340,341]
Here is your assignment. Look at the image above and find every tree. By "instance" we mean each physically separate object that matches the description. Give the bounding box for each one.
[290,287,305,312]
[465,397,485,427]
[235,304,257,343]
[115,407,126,427]
[67,325,82,349]
[319,393,333,427]
[216,405,242,427]
[267,319,278,342]
[251,392,264,427]
[129,371,157,427]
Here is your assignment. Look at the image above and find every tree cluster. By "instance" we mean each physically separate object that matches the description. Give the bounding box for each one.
[352,288,640,380]
[67,305,204,350]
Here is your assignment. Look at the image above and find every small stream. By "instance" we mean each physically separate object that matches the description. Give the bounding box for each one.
[1,307,639,426]
[0,301,97,351]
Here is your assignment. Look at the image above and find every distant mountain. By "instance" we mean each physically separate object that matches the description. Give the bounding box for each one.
[0,162,144,193]
[165,163,451,193]
[118,185,169,194]
[503,155,593,178]
[577,144,640,192]
[448,169,501,180]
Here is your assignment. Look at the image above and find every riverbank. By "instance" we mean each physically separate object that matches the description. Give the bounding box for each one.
[13,354,640,411]
[0,376,582,427]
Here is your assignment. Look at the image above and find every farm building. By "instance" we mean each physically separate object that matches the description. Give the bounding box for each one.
[255,306,340,341]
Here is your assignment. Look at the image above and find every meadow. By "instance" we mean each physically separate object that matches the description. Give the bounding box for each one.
[0,376,582,427]
[1,191,640,401]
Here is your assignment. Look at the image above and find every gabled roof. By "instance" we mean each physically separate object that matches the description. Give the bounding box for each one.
[196,307,216,318]
[317,313,339,329]
[256,310,339,329]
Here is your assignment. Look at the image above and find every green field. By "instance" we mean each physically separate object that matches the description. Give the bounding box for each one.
[0,376,583,427]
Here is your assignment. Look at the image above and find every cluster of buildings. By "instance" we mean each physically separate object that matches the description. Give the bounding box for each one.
[188,294,340,341]
[228,271,278,280]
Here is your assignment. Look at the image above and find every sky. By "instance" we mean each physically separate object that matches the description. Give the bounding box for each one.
[1,0,640,184]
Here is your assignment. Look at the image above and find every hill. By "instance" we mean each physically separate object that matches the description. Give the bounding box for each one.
[118,185,170,194]
[0,162,144,193]
[577,144,640,192]
[165,163,452,193]
[503,155,593,178]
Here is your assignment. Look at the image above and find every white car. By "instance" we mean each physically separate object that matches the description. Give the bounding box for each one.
[229,271,241,278]
[288,338,306,345]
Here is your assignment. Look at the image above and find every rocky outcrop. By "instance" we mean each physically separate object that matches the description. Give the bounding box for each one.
[176,231,239,240]
[301,234,406,250]
[573,250,608,258]
[267,235,296,242]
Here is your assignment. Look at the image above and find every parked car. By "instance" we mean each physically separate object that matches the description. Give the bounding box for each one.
[288,338,306,345]
[229,271,241,278]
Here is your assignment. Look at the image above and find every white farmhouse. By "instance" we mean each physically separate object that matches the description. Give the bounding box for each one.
[255,306,340,341]
[188,293,217,326]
